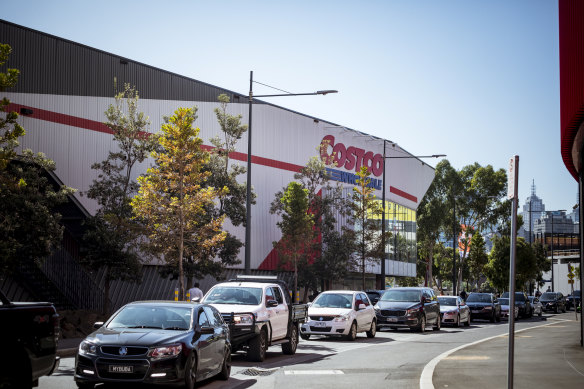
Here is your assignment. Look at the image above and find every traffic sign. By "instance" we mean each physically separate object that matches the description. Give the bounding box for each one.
[568,273,574,280]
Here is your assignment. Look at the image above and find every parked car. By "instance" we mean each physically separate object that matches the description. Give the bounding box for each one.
[498,297,519,320]
[566,290,581,310]
[528,296,543,317]
[301,290,376,340]
[74,301,231,389]
[365,290,386,305]
[501,291,532,318]
[539,292,567,313]
[374,287,441,332]
[438,296,470,327]
[466,293,501,323]
[0,288,61,389]
[202,275,307,362]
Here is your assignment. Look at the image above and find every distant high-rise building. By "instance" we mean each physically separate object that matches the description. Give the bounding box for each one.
[519,180,545,242]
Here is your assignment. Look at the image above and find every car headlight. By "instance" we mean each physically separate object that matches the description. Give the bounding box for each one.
[406,305,422,316]
[79,341,98,356]
[233,314,254,325]
[333,314,350,322]
[149,344,182,360]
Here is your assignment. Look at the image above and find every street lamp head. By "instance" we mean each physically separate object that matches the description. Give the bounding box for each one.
[316,90,338,95]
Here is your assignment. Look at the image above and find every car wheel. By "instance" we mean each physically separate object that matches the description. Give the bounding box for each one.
[417,315,426,333]
[433,316,441,331]
[538,309,542,317]
[455,314,460,328]
[490,311,495,323]
[464,313,471,327]
[496,311,501,322]
[555,306,558,314]
[76,383,94,389]
[282,324,299,355]
[184,352,197,389]
[300,333,311,340]
[346,321,357,341]
[218,347,231,380]
[248,328,267,362]
[366,320,377,338]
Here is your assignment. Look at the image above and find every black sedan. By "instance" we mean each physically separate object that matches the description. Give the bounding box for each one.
[539,292,567,313]
[74,301,231,389]
[466,293,501,323]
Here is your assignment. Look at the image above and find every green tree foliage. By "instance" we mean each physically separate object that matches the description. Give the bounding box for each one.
[0,44,75,274]
[272,181,314,302]
[131,107,227,299]
[81,84,157,314]
[484,236,538,292]
[467,231,488,290]
[271,157,355,300]
[351,166,385,290]
[160,94,249,289]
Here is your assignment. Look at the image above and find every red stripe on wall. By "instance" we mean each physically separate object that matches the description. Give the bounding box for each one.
[6,103,418,202]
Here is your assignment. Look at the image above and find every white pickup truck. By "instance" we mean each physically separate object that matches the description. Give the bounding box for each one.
[201,276,308,362]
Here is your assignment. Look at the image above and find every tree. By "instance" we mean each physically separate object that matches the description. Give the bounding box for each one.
[131,107,227,300]
[1,43,75,274]
[484,236,538,292]
[351,166,385,290]
[81,84,158,314]
[467,231,488,290]
[272,181,314,302]
[163,94,249,289]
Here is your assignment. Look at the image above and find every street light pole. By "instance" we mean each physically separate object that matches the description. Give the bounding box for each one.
[244,71,337,274]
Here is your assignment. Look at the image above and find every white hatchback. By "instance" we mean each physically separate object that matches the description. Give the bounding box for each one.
[300,290,376,341]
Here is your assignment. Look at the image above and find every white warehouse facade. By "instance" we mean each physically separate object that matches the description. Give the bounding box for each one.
[1,20,435,308]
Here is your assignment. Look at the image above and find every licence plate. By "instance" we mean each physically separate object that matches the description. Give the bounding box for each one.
[109,365,133,373]
[472,310,480,313]
[314,321,327,327]
[387,317,398,323]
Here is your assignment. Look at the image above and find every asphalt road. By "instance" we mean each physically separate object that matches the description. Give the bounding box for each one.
[39,312,574,389]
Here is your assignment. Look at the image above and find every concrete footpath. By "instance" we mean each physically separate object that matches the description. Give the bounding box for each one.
[432,316,584,389]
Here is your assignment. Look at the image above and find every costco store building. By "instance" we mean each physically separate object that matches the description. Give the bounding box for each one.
[1,20,435,310]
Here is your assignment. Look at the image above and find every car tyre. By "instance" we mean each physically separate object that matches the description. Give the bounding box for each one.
[300,333,311,340]
[433,316,440,331]
[490,311,495,323]
[184,352,197,389]
[76,383,94,389]
[366,320,377,338]
[415,315,426,333]
[282,324,299,355]
[464,313,471,327]
[248,329,267,362]
[496,311,501,322]
[455,314,460,328]
[346,321,357,341]
[555,306,558,314]
[218,347,231,380]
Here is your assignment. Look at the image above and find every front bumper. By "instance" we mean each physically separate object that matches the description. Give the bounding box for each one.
[375,312,421,329]
[440,311,458,324]
[468,307,494,320]
[74,353,186,386]
[300,320,350,336]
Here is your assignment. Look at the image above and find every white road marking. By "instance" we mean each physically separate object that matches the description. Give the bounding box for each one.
[285,370,344,375]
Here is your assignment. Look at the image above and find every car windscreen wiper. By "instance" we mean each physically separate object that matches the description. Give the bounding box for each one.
[125,325,164,329]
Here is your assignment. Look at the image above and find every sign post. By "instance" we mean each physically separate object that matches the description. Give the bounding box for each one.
[507,155,519,389]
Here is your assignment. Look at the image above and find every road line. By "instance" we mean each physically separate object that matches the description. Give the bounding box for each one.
[285,370,344,375]
[419,320,569,389]
[563,348,584,377]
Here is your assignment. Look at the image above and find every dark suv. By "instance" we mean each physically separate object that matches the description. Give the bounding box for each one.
[501,291,532,318]
[540,292,567,313]
[566,290,581,311]
[374,287,440,332]
[466,293,501,322]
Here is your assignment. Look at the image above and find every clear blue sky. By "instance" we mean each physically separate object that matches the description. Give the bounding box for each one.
[3,0,573,211]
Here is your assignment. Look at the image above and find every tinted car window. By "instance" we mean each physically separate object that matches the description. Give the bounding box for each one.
[360,293,371,306]
[381,289,422,302]
[466,294,493,303]
[203,306,218,326]
[272,286,284,304]
[198,310,209,326]
[265,287,276,303]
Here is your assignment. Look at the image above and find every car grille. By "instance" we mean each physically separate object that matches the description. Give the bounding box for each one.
[380,310,406,317]
[101,346,148,356]
[309,326,332,332]
[309,316,335,321]
[96,358,149,380]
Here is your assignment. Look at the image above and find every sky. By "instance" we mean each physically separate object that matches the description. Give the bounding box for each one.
[2,0,574,212]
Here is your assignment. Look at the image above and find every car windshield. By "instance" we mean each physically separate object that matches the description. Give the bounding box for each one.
[107,306,191,330]
[541,293,557,300]
[499,298,510,305]
[438,297,457,306]
[203,286,263,305]
[312,293,353,309]
[380,290,422,302]
[466,294,492,303]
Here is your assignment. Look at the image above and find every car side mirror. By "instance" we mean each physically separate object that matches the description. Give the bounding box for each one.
[200,325,215,334]
[93,321,104,329]
[267,300,278,308]
[357,303,366,311]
